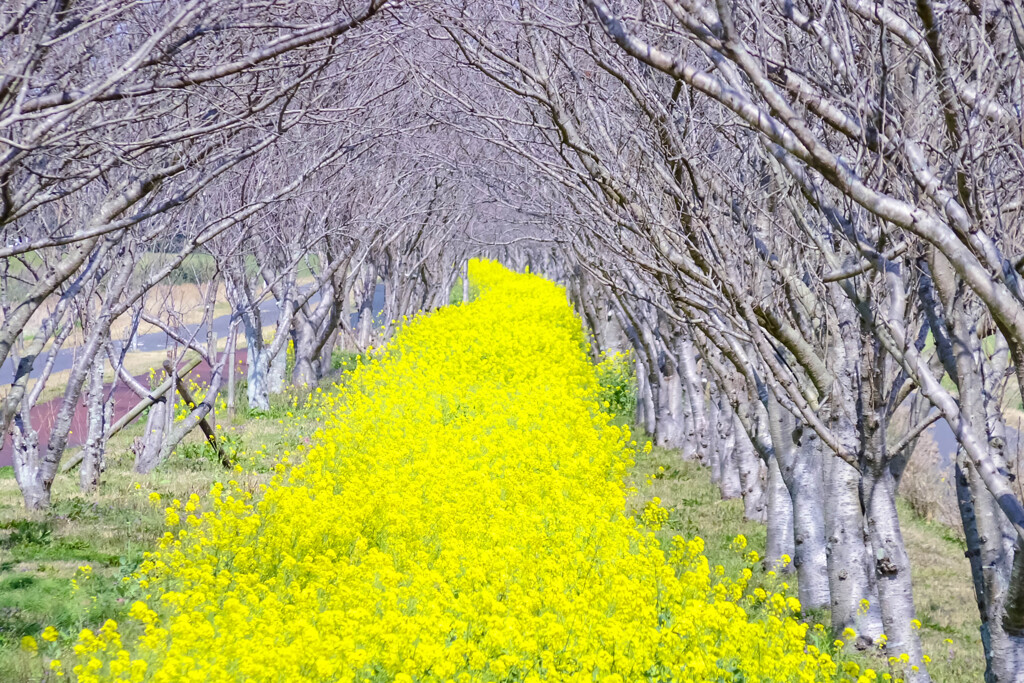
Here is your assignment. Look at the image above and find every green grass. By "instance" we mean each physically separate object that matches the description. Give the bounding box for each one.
[1,252,44,302]
[0,381,985,681]
[330,348,370,373]
[0,383,339,681]
[628,446,985,683]
[448,277,480,305]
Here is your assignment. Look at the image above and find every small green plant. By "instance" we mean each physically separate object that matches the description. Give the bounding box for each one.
[595,350,637,421]
[50,499,100,523]
[331,349,368,373]
[174,433,243,466]
[448,277,480,305]
[285,338,296,377]
[0,520,53,549]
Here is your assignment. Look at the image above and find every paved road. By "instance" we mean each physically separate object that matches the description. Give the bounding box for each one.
[928,410,1023,466]
[0,285,386,385]
[0,285,386,469]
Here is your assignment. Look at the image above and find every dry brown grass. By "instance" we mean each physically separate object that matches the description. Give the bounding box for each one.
[899,433,963,535]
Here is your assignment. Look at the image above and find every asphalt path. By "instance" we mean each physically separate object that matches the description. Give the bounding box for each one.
[0,285,386,385]
[0,285,385,469]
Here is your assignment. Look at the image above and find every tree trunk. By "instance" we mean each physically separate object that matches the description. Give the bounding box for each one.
[246,340,271,411]
[292,318,319,388]
[715,400,742,500]
[635,353,656,436]
[135,399,168,474]
[956,452,995,663]
[268,339,287,395]
[765,452,796,572]
[79,351,108,492]
[678,331,708,460]
[358,274,377,347]
[734,416,767,522]
[767,392,830,610]
[320,326,338,376]
[656,346,685,449]
[827,306,885,642]
[1000,542,1024,682]
[706,388,722,485]
[863,459,931,681]
[226,327,238,418]
[824,448,884,643]
[958,451,1024,682]
[790,426,831,611]
[11,412,46,509]
[925,263,1024,681]
[156,362,226,465]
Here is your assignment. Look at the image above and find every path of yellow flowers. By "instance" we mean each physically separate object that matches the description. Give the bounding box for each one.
[62,261,844,682]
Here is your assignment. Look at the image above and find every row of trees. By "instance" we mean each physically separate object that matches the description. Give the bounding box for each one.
[4,1,1024,681]
[416,1,1024,681]
[0,2,482,509]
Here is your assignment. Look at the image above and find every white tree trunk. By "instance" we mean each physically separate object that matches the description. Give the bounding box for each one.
[864,459,931,682]
[246,339,271,412]
[226,327,237,417]
[677,332,708,458]
[79,351,108,492]
[11,412,46,509]
[268,343,287,395]
[765,453,795,572]
[135,399,167,474]
[715,400,741,499]
[733,416,766,521]
[655,350,686,449]
[767,393,830,610]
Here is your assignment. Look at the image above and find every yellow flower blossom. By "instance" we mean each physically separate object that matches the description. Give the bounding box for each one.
[55,261,856,682]
[20,635,38,654]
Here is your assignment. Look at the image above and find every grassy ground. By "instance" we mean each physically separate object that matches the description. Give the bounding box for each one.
[627,446,985,683]
[0,381,336,681]
[1,396,985,681]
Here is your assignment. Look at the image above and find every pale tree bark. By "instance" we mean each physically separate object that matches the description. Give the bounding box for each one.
[766,391,830,611]
[656,339,686,450]
[711,385,741,499]
[706,384,723,484]
[357,262,378,348]
[732,413,767,523]
[135,399,168,475]
[677,331,708,461]
[923,254,1024,681]
[268,344,287,396]
[79,347,110,493]
[827,294,885,643]
[863,453,930,682]
[10,411,43,509]
[765,453,796,572]
[860,292,930,682]
[226,325,238,418]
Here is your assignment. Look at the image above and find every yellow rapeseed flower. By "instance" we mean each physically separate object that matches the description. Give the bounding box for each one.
[58,261,850,682]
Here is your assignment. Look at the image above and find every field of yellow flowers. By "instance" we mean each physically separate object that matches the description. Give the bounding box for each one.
[39,261,854,682]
